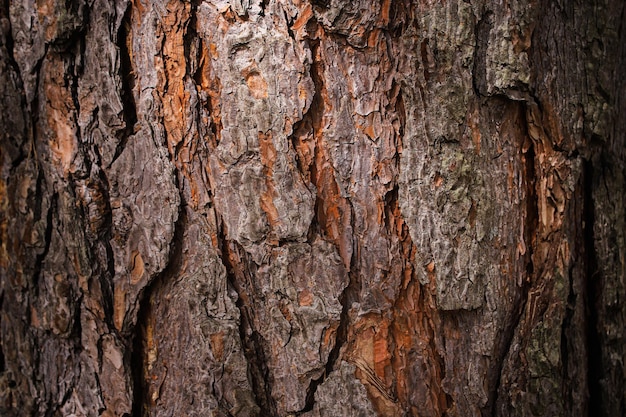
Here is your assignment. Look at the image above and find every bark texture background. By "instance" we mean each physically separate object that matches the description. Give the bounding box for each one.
[0,0,624,416]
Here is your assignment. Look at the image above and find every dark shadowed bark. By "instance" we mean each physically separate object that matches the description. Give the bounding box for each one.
[0,0,624,416]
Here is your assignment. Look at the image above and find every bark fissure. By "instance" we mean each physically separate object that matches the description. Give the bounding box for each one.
[1,0,30,169]
[112,2,137,168]
[69,59,83,148]
[306,37,325,243]
[299,34,361,412]
[489,103,538,417]
[130,291,148,417]
[288,115,312,187]
[300,257,357,414]
[217,233,275,416]
[31,190,56,293]
[46,307,84,417]
[1,0,19,76]
[489,279,532,417]
[0,294,4,373]
[29,48,47,157]
[387,183,424,409]
[311,0,330,11]
[183,0,200,78]
[259,0,267,17]
[130,202,186,417]
[472,10,493,97]
[284,9,295,41]
[583,159,603,417]
[98,186,117,332]
[561,247,577,415]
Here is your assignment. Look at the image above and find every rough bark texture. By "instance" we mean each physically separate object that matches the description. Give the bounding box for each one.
[0,0,624,416]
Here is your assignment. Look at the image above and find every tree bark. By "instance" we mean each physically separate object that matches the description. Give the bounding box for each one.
[0,0,624,416]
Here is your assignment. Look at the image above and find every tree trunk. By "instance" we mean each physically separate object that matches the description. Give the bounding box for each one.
[1,0,624,416]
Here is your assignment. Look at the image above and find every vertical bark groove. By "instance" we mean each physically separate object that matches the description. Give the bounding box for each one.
[113,2,137,167]
[299,241,357,414]
[487,102,538,417]
[583,159,602,417]
[31,190,56,292]
[472,11,493,97]
[131,202,186,417]
[219,237,277,416]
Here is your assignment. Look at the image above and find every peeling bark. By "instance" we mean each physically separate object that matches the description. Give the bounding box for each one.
[1,0,624,416]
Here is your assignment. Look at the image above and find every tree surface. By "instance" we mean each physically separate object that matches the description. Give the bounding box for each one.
[0,0,624,416]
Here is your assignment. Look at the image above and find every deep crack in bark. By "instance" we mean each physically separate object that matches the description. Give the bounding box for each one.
[31,189,56,293]
[583,159,603,417]
[472,10,493,97]
[112,2,137,168]
[130,203,186,417]
[217,232,276,417]
[489,102,538,417]
[297,33,358,414]
[1,0,31,170]
[299,265,357,414]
